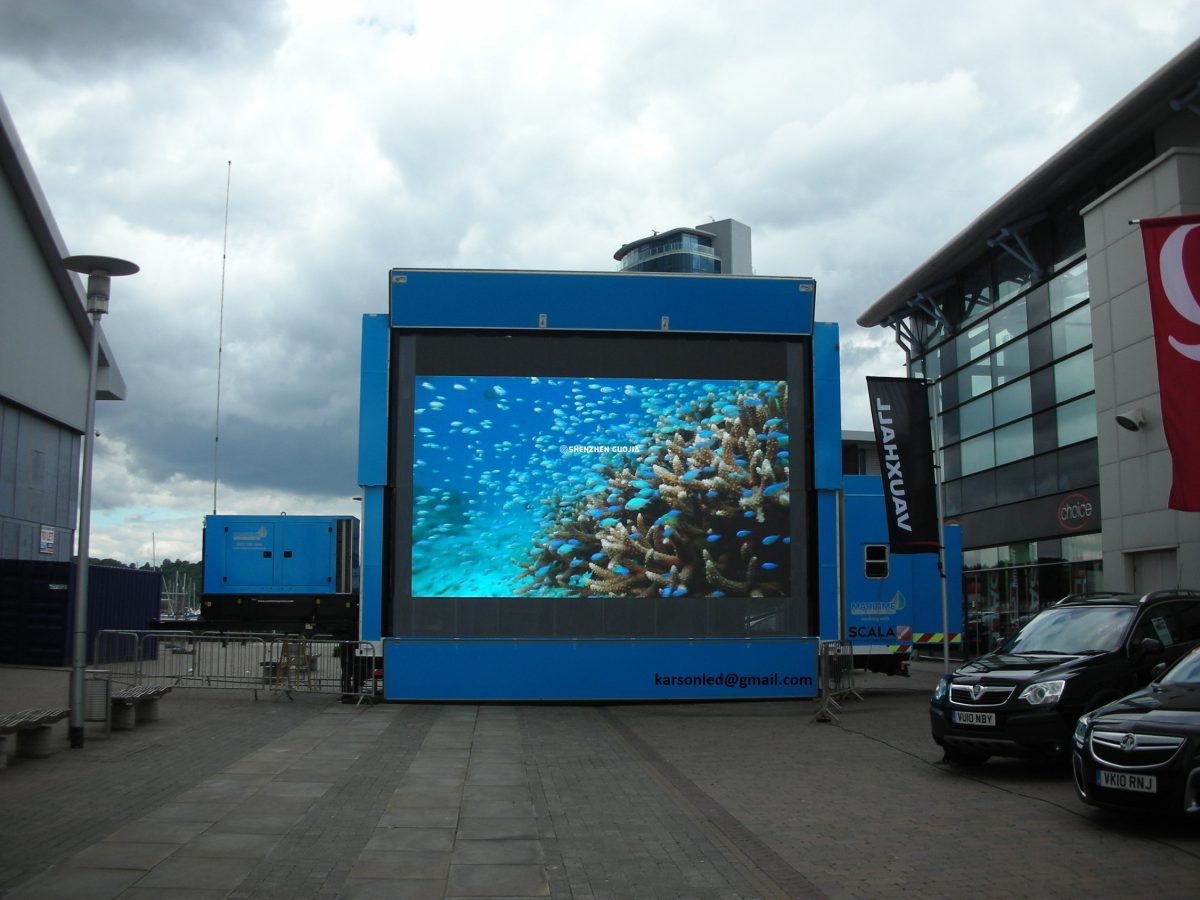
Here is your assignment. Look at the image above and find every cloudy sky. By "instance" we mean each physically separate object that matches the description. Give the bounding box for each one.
[2,1,1197,564]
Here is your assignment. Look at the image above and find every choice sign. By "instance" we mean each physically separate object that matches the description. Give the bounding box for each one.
[1056,492,1096,532]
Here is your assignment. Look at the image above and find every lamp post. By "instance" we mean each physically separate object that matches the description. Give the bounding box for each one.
[62,254,139,749]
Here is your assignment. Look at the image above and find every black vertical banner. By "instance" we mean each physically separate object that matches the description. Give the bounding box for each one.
[865,376,940,553]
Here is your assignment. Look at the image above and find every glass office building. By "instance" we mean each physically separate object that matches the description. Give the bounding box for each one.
[893,220,1107,655]
[859,40,1200,656]
[615,228,722,273]
[615,219,752,276]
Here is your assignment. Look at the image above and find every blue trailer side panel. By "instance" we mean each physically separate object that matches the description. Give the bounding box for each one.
[384,638,818,701]
[812,323,842,641]
[358,313,390,641]
[389,269,817,335]
[360,488,384,642]
[817,489,841,642]
[810,323,841,491]
[358,314,390,487]
[841,475,962,651]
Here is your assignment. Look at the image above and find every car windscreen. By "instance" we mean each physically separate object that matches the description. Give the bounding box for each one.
[998,606,1135,655]
[1160,646,1200,686]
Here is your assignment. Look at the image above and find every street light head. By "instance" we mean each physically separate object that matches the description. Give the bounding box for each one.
[63,255,139,316]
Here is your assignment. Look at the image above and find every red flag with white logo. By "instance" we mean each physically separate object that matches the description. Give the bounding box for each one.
[1139,215,1200,511]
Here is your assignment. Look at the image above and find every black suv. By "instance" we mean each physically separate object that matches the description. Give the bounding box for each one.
[930,590,1200,765]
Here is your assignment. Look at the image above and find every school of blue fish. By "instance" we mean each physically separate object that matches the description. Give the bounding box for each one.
[409,376,790,598]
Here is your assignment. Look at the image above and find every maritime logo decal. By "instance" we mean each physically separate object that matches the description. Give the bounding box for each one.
[849,591,907,616]
[232,526,269,542]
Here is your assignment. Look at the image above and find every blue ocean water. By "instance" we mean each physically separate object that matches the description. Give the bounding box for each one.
[410,375,790,598]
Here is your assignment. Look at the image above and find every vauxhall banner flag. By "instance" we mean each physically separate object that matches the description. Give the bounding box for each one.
[1138,215,1200,511]
[865,376,940,553]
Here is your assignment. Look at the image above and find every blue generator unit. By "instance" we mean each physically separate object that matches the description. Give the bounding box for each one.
[200,514,360,638]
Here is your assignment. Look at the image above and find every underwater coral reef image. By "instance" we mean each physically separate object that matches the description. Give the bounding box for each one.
[410,375,790,598]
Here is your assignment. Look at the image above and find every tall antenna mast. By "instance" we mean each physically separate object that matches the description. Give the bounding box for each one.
[213,161,231,515]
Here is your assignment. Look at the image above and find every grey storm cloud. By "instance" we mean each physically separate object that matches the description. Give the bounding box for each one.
[94,403,357,507]
[0,0,287,75]
[2,0,1197,561]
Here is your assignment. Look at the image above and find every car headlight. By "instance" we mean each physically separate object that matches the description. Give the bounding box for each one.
[932,677,949,703]
[1019,680,1066,706]
[1073,716,1091,749]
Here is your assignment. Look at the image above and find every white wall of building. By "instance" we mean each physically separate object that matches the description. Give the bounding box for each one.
[0,169,90,432]
[1082,147,1200,591]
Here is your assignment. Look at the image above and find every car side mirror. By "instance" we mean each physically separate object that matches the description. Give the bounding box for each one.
[1151,662,1168,680]
[1136,637,1163,657]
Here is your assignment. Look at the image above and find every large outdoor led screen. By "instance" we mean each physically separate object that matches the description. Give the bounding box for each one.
[410,375,791,599]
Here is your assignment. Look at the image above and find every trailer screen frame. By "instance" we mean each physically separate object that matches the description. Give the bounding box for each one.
[386,328,815,639]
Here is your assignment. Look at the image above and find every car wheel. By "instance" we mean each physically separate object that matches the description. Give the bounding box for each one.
[943,746,990,766]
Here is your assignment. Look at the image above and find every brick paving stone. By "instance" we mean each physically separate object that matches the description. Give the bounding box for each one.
[7,660,1200,899]
[0,678,336,895]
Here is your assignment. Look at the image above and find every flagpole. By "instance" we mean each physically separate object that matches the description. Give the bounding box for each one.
[928,377,950,673]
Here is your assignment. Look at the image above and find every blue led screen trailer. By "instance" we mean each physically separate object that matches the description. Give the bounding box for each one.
[411,374,791,599]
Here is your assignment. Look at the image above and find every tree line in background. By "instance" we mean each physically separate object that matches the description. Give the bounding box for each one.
[90,557,203,594]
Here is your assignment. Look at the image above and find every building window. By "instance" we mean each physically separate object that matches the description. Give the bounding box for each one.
[959,395,992,439]
[1051,305,1091,357]
[1058,440,1098,491]
[996,252,1033,304]
[961,432,995,476]
[995,459,1037,505]
[1048,259,1088,315]
[865,544,889,579]
[1061,532,1102,561]
[994,419,1034,466]
[960,470,997,511]
[993,378,1032,426]
[990,297,1027,348]
[1054,348,1093,404]
[943,479,963,516]
[992,337,1029,386]
[961,264,994,324]
[958,320,991,363]
[957,358,993,403]
[1056,394,1097,446]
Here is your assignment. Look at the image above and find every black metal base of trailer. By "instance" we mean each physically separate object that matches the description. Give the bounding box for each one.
[198,594,360,641]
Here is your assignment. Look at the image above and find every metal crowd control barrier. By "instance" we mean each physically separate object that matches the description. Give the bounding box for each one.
[92,630,380,701]
[813,640,862,722]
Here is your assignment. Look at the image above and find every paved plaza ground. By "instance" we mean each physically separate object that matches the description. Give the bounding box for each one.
[1,661,1199,899]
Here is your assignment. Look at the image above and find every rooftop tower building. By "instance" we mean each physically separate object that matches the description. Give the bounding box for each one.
[614,218,752,275]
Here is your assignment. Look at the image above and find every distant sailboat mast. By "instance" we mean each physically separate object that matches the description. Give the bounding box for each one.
[213,161,231,515]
